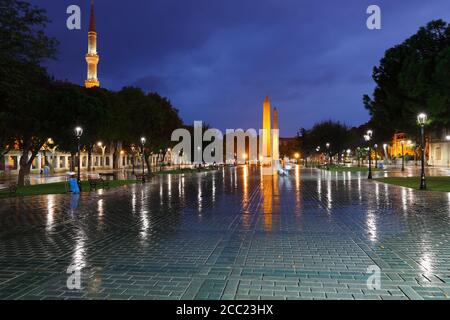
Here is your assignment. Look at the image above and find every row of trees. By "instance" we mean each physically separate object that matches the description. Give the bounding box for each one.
[298,120,390,165]
[0,0,183,186]
[299,20,449,163]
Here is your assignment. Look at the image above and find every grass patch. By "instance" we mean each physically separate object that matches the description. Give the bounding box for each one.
[0,180,138,199]
[375,176,450,192]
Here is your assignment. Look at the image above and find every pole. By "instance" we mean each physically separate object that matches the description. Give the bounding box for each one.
[420,126,426,190]
[375,147,378,169]
[368,145,372,179]
[401,143,405,172]
[141,146,145,183]
[77,137,81,189]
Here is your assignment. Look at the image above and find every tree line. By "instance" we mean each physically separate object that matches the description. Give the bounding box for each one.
[0,0,183,186]
[298,19,449,162]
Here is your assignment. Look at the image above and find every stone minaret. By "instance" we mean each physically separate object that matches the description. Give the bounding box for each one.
[272,107,279,162]
[85,0,100,88]
[262,96,272,163]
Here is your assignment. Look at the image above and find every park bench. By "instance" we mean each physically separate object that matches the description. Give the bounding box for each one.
[99,172,115,179]
[88,178,109,191]
[135,172,154,182]
[134,173,146,182]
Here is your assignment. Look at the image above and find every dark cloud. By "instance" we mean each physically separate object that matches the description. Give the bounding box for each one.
[132,75,169,93]
[31,0,450,135]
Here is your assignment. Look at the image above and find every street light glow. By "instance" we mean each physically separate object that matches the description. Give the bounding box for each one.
[417,113,428,126]
[74,126,83,138]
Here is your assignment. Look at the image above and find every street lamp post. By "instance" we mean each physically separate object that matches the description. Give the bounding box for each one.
[374,144,378,169]
[326,143,331,169]
[131,146,136,175]
[75,127,83,188]
[316,146,320,167]
[97,142,106,157]
[401,140,405,172]
[140,137,146,182]
[418,113,427,190]
[97,141,106,168]
[364,130,373,179]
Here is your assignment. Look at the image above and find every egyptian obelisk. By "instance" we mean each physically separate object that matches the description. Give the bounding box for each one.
[272,107,280,165]
[262,97,272,165]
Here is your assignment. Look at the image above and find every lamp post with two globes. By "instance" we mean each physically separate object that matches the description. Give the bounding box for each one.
[417,113,428,190]
[326,143,331,169]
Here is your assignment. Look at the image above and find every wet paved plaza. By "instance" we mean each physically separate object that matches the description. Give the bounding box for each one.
[1,166,450,300]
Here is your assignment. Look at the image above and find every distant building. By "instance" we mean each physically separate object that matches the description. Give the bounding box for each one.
[429,129,450,167]
[389,133,416,159]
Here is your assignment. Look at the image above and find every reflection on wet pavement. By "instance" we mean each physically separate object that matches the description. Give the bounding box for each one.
[1,166,450,300]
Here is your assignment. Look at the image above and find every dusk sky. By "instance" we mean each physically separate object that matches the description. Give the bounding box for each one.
[31,0,450,136]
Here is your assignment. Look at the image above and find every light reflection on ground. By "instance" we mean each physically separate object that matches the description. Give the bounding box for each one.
[0,166,450,300]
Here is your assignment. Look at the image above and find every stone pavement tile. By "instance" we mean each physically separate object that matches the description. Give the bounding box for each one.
[2,167,450,300]
[399,285,424,300]
[325,293,354,300]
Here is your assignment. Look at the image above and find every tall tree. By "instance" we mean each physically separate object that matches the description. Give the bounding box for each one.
[110,87,183,170]
[48,83,110,171]
[364,20,450,136]
[0,0,58,185]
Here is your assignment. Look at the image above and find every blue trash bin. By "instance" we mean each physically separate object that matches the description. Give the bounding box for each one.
[69,178,80,194]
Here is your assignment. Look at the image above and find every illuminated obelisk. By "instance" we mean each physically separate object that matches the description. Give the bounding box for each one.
[85,0,100,88]
[262,96,272,166]
[272,107,280,165]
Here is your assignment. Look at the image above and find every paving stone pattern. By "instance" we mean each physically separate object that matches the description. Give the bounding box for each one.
[1,167,450,300]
